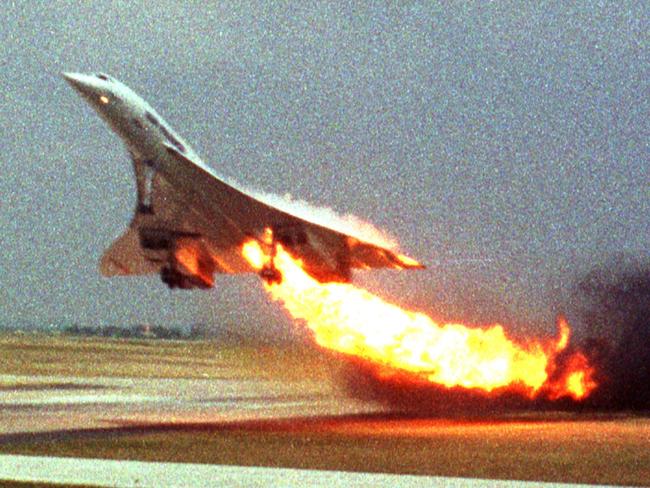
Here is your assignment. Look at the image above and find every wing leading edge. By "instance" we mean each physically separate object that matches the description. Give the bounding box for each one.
[162,145,424,278]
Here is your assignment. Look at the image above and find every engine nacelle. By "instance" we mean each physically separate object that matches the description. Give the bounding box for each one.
[266,224,351,284]
[160,265,212,289]
[139,228,216,290]
[139,227,180,251]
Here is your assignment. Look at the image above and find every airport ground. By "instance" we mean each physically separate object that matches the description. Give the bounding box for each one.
[0,333,648,486]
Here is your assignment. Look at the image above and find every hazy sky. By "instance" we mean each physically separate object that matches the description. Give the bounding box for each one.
[1,2,647,340]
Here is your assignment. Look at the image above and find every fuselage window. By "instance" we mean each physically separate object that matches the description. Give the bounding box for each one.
[172,140,186,153]
[145,112,160,127]
[159,124,186,153]
[145,112,185,153]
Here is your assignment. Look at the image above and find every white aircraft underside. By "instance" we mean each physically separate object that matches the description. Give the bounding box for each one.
[63,72,423,289]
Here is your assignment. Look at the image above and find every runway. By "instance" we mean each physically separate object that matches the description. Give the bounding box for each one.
[1,373,599,487]
[0,373,383,435]
[0,337,648,486]
[0,454,610,488]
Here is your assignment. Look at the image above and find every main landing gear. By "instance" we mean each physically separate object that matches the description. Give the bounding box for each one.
[260,265,282,285]
[258,227,283,285]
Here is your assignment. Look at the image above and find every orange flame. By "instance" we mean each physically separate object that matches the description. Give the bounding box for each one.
[547,350,598,401]
[242,240,597,400]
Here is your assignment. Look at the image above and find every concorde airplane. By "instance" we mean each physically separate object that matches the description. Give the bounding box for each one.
[63,72,423,289]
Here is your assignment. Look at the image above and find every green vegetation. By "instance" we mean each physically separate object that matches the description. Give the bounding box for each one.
[0,333,335,382]
[61,323,189,340]
[0,483,100,488]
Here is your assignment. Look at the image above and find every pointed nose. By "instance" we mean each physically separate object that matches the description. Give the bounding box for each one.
[62,71,83,87]
[62,72,96,98]
[62,72,79,81]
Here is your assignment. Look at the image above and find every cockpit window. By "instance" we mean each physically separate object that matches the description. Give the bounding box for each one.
[96,73,111,81]
[145,112,160,127]
[160,124,186,153]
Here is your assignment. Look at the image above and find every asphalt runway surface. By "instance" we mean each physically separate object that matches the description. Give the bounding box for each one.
[0,373,383,435]
[0,373,648,486]
[1,328,648,488]
[0,455,608,487]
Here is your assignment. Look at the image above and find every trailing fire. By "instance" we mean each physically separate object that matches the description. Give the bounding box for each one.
[242,238,597,401]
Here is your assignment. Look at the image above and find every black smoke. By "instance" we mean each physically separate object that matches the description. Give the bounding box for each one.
[336,356,537,416]
[576,259,650,410]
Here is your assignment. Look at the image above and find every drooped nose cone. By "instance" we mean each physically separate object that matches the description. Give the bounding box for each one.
[62,72,96,98]
[62,71,114,117]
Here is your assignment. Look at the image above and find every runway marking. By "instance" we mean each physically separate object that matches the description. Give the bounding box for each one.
[0,393,329,411]
[0,394,169,406]
[0,455,615,488]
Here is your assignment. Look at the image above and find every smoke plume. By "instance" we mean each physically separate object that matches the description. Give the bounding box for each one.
[576,258,650,410]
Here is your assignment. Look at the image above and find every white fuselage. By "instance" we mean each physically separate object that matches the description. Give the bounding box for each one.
[63,72,204,175]
[63,71,424,288]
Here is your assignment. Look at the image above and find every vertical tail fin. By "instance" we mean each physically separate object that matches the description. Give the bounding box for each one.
[100,227,159,276]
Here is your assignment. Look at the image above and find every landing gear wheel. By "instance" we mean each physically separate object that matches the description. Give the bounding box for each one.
[161,265,178,289]
[260,265,282,285]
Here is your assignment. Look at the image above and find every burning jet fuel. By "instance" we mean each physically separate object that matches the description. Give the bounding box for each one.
[242,239,597,401]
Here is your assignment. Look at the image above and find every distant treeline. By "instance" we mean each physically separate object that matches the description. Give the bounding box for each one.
[62,324,202,340]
